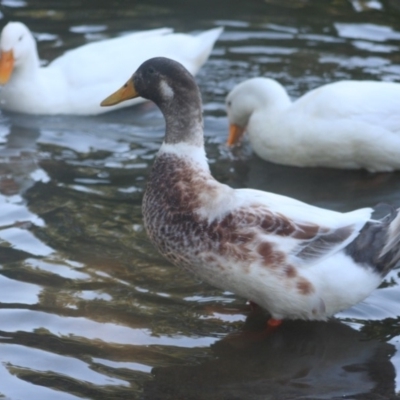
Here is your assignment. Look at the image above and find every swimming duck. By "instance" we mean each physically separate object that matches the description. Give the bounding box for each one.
[0,22,222,115]
[226,77,400,172]
[101,57,400,325]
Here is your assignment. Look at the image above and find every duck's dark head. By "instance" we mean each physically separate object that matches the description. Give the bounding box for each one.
[101,57,204,146]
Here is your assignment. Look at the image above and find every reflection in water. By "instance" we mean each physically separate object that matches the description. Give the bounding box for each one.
[144,317,396,400]
[225,154,400,211]
[0,0,400,399]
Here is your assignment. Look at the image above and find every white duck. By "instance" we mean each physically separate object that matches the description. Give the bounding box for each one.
[226,77,400,172]
[0,21,222,115]
[101,57,400,326]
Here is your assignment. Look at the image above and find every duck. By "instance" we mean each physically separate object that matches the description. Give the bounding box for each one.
[225,77,400,172]
[101,57,400,325]
[0,22,222,115]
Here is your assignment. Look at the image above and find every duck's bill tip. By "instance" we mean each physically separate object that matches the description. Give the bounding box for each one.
[101,78,139,107]
[0,50,14,85]
[227,123,246,146]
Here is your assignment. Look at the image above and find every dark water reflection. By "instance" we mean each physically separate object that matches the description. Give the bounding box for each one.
[145,318,397,400]
[0,0,400,399]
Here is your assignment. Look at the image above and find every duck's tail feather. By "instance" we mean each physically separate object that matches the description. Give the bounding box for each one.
[345,203,400,276]
[192,27,223,67]
[380,207,400,270]
[196,26,224,47]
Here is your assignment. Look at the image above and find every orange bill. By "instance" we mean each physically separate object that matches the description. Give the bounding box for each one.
[227,123,246,146]
[0,50,14,85]
[101,77,139,107]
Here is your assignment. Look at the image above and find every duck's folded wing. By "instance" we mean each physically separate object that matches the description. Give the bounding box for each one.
[295,80,400,132]
[285,220,359,266]
[232,188,374,267]
[50,28,175,86]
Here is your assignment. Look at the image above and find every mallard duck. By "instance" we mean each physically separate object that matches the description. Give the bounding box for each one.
[0,22,222,115]
[226,77,400,172]
[101,57,400,325]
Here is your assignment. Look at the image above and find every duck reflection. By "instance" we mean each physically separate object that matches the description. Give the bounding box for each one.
[224,153,400,211]
[144,316,396,400]
[0,123,42,196]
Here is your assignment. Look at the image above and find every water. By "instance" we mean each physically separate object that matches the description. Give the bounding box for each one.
[0,0,400,399]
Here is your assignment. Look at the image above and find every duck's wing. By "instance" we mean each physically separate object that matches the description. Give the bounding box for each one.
[52,27,173,65]
[49,28,173,86]
[293,80,400,133]
[50,27,222,88]
[231,188,373,267]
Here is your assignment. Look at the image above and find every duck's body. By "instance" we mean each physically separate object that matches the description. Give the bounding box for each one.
[226,78,400,172]
[143,143,394,320]
[0,22,222,115]
[102,57,400,321]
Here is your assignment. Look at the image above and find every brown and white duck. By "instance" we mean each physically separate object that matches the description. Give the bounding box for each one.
[101,57,400,325]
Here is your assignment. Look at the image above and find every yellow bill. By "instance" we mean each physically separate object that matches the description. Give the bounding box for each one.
[101,77,139,107]
[0,50,14,85]
[227,123,246,146]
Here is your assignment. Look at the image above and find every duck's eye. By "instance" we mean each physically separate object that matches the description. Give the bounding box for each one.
[18,35,23,41]
[147,67,155,75]
[227,100,232,107]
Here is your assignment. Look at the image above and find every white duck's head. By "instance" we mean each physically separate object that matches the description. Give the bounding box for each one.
[0,22,38,84]
[225,77,291,146]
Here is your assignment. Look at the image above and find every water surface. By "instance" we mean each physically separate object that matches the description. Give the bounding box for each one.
[0,1,400,399]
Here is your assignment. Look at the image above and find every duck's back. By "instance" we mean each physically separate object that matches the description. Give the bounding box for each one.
[50,28,173,87]
[293,80,400,132]
[50,27,222,88]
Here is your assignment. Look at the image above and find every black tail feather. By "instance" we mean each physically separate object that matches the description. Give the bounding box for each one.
[345,204,400,276]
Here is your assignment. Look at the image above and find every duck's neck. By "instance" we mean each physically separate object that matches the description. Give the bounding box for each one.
[13,42,40,82]
[256,79,292,112]
[164,111,204,147]
[157,141,210,172]
[159,105,209,173]
[159,84,205,148]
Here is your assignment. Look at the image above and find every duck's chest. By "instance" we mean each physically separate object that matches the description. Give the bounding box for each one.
[142,154,218,266]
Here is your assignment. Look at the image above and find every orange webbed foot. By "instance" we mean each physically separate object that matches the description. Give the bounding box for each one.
[267,318,283,328]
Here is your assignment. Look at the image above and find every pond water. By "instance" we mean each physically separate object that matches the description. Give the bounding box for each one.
[0,0,400,399]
